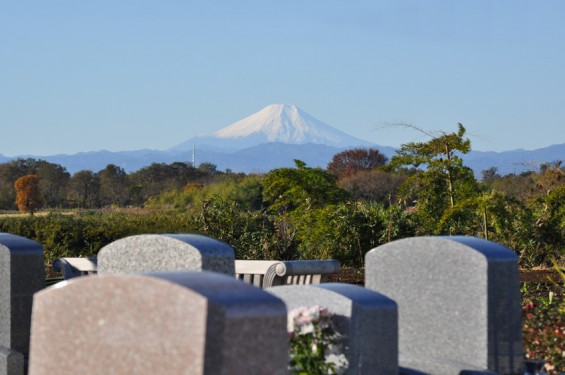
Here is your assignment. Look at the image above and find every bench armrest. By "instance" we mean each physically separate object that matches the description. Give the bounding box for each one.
[52,257,98,279]
[266,260,340,287]
[235,259,340,288]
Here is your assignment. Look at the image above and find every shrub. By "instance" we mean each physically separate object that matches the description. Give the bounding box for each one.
[195,196,297,260]
[0,210,199,271]
[521,267,565,374]
[292,201,415,268]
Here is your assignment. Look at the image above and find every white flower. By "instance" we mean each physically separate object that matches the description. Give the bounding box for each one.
[299,322,314,335]
[325,353,349,375]
[311,343,318,354]
[288,305,349,374]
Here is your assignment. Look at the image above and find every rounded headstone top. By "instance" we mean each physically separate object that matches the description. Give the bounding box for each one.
[269,283,397,313]
[366,236,517,263]
[97,233,235,275]
[0,233,43,254]
[30,270,288,375]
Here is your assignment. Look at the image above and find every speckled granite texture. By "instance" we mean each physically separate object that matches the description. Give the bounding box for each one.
[365,236,523,375]
[28,271,288,375]
[0,233,44,375]
[269,283,398,375]
[97,234,235,276]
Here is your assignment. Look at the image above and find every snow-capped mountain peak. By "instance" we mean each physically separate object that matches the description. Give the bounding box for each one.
[171,104,373,152]
[214,104,317,141]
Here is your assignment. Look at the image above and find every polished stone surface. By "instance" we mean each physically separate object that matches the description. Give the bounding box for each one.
[29,271,288,374]
[269,283,398,375]
[97,234,235,276]
[365,236,523,375]
[0,233,44,375]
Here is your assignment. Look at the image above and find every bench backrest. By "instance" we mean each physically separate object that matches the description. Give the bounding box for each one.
[52,258,340,289]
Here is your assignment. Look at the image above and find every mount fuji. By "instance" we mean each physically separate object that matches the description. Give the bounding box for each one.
[1,104,392,174]
[2,103,562,176]
[170,104,375,152]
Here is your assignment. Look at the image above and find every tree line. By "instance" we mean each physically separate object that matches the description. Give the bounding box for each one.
[0,124,563,268]
[0,159,229,211]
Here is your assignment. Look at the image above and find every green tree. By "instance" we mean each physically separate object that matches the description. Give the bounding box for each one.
[37,160,70,207]
[388,123,477,232]
[534,160,564,197]
[438,190,522,242]
[291,201,415,267]
[528,184,565,266]
[481,167,500,183]
[129,162,210,205]
[486,172,536,200]
[98,164,128,206]
[198,162,218,175]
[129,163,177,204]
[389,123,472,207]
[262,160,348,213]
[67,170,100,208]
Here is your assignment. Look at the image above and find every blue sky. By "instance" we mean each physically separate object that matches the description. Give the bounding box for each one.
[1,1,564,157]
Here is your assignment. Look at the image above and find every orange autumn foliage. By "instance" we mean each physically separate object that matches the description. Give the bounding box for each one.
[14,174,43,213]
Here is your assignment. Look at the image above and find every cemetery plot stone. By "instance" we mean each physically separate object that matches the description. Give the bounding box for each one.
[29,271,288,375]
[0,349,23,375]
[269,283,398,375]
[97,234,235,276]
[0,233,44,375]
[365,236,523,375]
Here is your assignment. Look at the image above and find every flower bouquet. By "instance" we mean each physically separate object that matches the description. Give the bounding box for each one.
[288,305,348,375]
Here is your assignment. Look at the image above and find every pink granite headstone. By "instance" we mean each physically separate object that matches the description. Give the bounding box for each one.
[28,271,288,374]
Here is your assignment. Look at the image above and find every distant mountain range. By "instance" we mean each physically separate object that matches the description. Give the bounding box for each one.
[1,104,563,177]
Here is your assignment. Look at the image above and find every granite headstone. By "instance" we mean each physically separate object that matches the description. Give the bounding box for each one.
[97,234,235,276]
[0,233,44,375]
[29,271,288,374]
[365,236,523,375]
[269,283,398,374]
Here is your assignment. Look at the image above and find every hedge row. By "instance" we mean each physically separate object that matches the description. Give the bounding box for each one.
[0,210,199,267]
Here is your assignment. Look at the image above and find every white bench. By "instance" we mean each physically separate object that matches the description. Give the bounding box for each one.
[235,260,340,288]
[52,257,98,279]
[52,258,340,289]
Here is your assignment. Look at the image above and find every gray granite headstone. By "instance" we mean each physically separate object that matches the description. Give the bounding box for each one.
[97,233,235,276]
[29,271,288,374]
[269,283,398,375]
[365,236,523,375]
[0,348,23,375]
[0,233,44,375]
